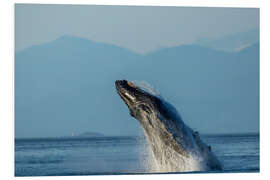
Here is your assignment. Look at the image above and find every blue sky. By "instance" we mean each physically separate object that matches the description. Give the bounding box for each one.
[15,4,259,54]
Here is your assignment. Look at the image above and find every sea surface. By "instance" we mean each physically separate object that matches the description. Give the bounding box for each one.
[15,134,259,176]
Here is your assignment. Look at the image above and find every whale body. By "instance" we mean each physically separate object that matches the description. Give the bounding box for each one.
[115,80,222,172]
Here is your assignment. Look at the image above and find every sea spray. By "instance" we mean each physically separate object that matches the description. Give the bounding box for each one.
[135,132,156,172]
[141,128,204,172]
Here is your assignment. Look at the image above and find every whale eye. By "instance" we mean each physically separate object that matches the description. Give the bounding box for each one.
[138,104,151,113]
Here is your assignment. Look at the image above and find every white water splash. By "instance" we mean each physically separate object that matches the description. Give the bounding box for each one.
[136,134,157,172]
[140,129,204,173]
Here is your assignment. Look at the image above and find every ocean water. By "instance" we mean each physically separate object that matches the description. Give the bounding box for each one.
[15,134,259,176]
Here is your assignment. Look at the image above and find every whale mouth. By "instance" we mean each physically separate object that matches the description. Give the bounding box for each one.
[115,80,134,93]
[115,80,149,104]
[115,80,136,104]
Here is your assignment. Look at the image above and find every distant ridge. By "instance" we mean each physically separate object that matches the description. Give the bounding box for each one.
[16,34,139,56]
[196,29,259,52]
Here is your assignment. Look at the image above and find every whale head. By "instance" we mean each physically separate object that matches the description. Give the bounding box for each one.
[115,80,162,119]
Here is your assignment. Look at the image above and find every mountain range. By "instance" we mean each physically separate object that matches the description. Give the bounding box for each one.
[15,35,259,138]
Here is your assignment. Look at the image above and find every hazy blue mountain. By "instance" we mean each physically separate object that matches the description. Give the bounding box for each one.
[15,36,259,138]
[15,35,143,138]
[196,29,259,52]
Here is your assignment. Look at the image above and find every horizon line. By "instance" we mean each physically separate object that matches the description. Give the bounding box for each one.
[15,132,260,140]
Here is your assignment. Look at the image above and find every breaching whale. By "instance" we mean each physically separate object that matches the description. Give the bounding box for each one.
[115,80,222,172]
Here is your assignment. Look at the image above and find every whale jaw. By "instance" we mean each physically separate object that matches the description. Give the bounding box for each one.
[115,80,161,118]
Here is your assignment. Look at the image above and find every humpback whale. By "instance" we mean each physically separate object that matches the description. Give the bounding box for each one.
[115,80,222,172]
